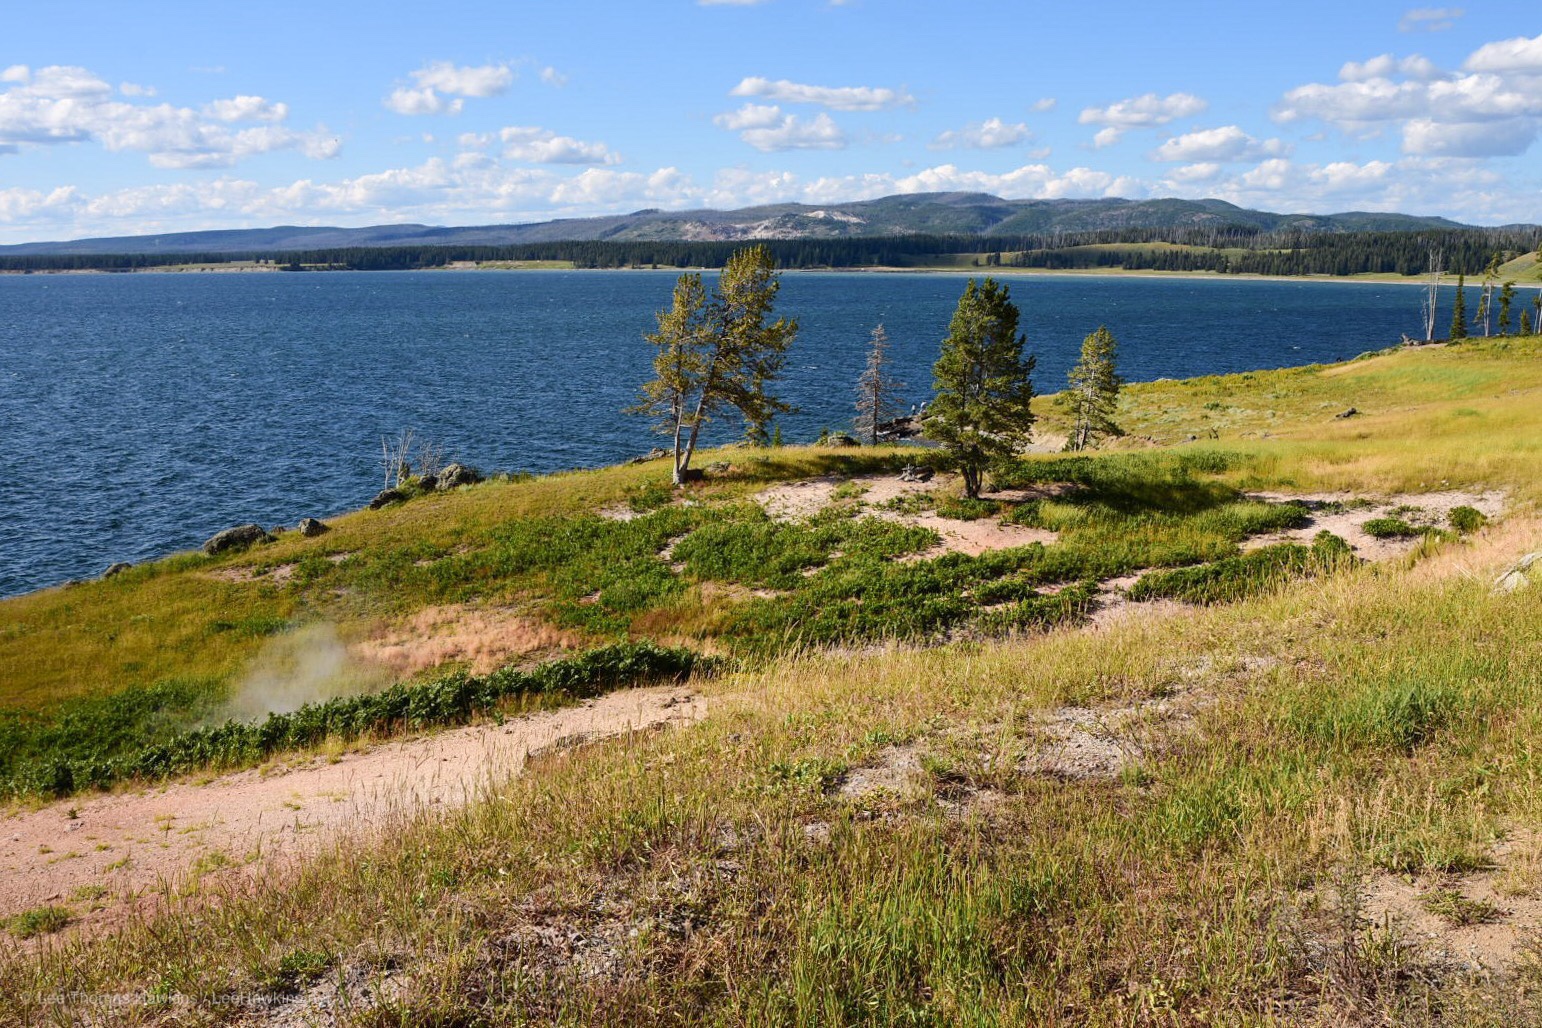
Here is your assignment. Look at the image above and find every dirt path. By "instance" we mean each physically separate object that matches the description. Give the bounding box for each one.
[0,687,704,933]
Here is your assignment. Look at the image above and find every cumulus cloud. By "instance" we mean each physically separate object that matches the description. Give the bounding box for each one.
[1339,53,1440,81]
[930,117,1031,150]
[498,126,620,164]
[1399,7,1463,32]
[1078,92,1207,146]
[0,65,337,167]
[714,103,846,151]
[1031,98,1057,112]
[1150,125,1288,163]
[384,61,512,115]
[1277,35,1542,158]
[1464,32,1542,73]
[729,76,914,111]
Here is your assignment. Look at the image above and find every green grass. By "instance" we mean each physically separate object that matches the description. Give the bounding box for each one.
[7,905,71,939]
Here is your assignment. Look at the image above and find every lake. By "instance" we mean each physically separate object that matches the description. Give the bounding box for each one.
[0,269,1448,597]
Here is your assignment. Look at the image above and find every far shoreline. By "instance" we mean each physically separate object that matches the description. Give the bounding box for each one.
[0,262,1474,288]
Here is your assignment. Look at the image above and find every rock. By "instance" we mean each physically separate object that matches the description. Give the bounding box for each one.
[102,562,132,578]
[203,523,272,556]
[817,432,861,448]
[369,488,408,509]
[416,473,439,492]
[436,463,482,490]
[704,461,732,474]
[630,447,670,465]
[298,518,330,537]
[1335,407,1359,419]
[1495,552,1539,593]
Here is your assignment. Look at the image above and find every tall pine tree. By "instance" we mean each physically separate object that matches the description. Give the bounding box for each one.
[1064,326,1123,451]
[1450,273,1468,340]
[926,279,1036,499]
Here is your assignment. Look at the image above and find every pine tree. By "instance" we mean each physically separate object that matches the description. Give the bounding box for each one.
[854,323,905,446]
[631,245,797,484]
[1499,281,1516,335]
[926,279,1036,499]
[1521,308,1533,336]
[1450,273,1468,340]
[1064,326,1123,451]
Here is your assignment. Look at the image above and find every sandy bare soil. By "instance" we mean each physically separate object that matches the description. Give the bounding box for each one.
[1241,489,1507,561]
[755,472,1060,557]
[0,687,704,935]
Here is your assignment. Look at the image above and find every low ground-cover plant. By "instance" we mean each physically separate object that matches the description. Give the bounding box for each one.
[7,905,71,939]
[1363,516,1425,539]
[1129,532,1355,605]
[1,642,709,800]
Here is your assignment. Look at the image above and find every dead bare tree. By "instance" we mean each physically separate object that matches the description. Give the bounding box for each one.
[1421,247,1443,341]
[381,429,416,488]
[854,323,905,445]
[1476,252,1502,337]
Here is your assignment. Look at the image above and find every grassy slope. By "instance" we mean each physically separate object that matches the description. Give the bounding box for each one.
[1,336,1540,1022]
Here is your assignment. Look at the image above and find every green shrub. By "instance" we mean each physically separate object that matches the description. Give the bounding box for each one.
[1363,517,1423,539]
[1448,506,1487,534]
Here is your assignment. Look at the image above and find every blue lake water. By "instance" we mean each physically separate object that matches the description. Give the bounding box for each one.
[0,269,1451,597]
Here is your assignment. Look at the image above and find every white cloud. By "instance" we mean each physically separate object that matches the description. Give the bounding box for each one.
[1402,116,1537,156]
[715,104,846,151]
[1399,7,1463,32]
[498,126,621,165]
[1167,162,1222,184]
[714,103,784,131]
[1278,38,1542,158]
[1031,98,1057,113]
[930,117,1031,150]
[1150,125,1288,163]
[411,61,513,98]
[729,76,914,111]
[539,66,568,87]
[384,61,512,115]
[384,87,462,116]
[119,82,157,98]
[0,65,337,167]
[1079,92,1208,146]
[1339,53,1440,81]
[204,96,288,123]
[1464,32,1542,74]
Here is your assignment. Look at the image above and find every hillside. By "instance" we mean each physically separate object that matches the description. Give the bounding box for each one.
[0,337,1539,1024]
[0,193,1485,256]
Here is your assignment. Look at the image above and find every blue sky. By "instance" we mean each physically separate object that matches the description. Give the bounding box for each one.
[1,1,1538,243]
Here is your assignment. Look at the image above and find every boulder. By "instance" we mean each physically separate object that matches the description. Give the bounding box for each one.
[1335,407,1360,419]
[416,474,439,492]
[436,463,482,490]
[102,562,132,578]
[1495,552,1539,593]
[203,523,272,556]
[630,447,670,465]
[298,517,330,537]
[705,461,732,474]
[369,488,408,509]
[818,432,861,448]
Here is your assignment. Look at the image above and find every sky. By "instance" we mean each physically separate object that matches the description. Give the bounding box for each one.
[1,1,1539,244]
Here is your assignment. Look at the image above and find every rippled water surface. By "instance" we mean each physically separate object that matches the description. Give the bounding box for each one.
[1,269,1436,596]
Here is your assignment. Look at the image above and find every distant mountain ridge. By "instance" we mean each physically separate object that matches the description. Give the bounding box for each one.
[0,193,1497,256]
